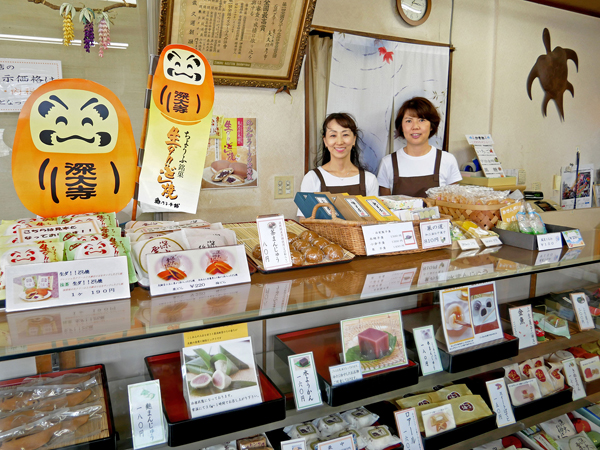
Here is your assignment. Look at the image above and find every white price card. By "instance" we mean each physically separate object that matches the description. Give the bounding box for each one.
[508,305,537,349]
[360,268,416,298]
[281,438,307,450]
[256,215,292,270]
[5,256,130,312]
[419,219,451,249]
[289,352,322,411]
[147,245,251,296]
[413,325,443,375]
[317,435,355,450]
[562,229,585,248]
[571,292,595,331]
[535,249,562,266]
[128,380,167,449]
[421,404,455,437]
[417,260,450,285]
[16,221,101,243]
[480,236,502,247]
[457,239,479,250]
[562,358,586,400]
[536,232,563,250]
[485,378,516,427]
[394,408,424,450]
[329,361,363,386]
[361,222,418,255]
[260,280,292,315]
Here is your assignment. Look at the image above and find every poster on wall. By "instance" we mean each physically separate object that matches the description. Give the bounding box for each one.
[560,164,594,210]
[138,44,214,213]
[0,58,62,113]
[202,116,258,189]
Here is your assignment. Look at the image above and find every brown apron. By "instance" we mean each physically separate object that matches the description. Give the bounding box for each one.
[313,168,367,196]
[391,149,442,197]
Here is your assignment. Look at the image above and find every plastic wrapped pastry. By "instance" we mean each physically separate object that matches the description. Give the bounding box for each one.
[283,422,319,441]
[429,384,473,402]
[341,407,379,429]
[504,363,522,383]
[507,379,542,406]
[311,413,348,437]
[359,425,401,450]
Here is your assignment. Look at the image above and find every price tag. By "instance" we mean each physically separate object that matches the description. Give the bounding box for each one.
[571,293,595,330]
[500,203,521,223]
[485,378,516,427]
[147,245,251,296]
[183,323,248,347]
[360,268,416,298]
[508,305,537,349]
[417,260,450,285]
[421,404,456,437]
[480,236,503,247]
[394,408,424,450]
[289,352,322,411]
[413,325,443,375]
[457,239,479,250]
[260,280,292,315]
[329,361,363,386]
[128,380,167,449]
[562,229,585,248]
[5,257,130,312]
[16,220,100,243]
[536,232,563,250]
[362,222,418,255]
[256,215,292,270]
[419,219,451,249]
[281,438,307,450]
[534,249,562,266]
[317,435,355,450]
[562,358,586,400]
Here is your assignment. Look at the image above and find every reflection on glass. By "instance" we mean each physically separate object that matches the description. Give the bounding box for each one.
[259,280,292,315]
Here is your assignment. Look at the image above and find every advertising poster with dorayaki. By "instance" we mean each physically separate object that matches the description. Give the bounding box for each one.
[138,44,215,213]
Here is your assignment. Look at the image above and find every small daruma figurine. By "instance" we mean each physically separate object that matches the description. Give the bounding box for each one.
[152,44,214,125]
[12,79,137,217]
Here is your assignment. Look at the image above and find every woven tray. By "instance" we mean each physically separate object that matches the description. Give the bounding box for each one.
[425,199,502,230]
[223,220,355,273]
[300,204,452,256]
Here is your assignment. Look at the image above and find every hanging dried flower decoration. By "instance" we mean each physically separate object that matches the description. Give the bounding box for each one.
[60,3,75,46]
[79,7,95,53]
[97,12,111,57]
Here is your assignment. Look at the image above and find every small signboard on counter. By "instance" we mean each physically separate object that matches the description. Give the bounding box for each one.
[362,222,418,255]
[127,380,168,449]
[413,325,443,375]
[485,378,516,427]
[289,352,322,411]
[562,358,586,400]
[562,229,585,248]
[329,361,363,386]
[256,215,292,270]
[480,236,502,247]
[317,435,355,450]
[571,292,595,330]
[394,408,424,450]
[419,219,451,249]
[536,233,563,250]
[508,304,537,349]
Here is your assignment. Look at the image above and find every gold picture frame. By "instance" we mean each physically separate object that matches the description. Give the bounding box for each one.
[158,0,317,89]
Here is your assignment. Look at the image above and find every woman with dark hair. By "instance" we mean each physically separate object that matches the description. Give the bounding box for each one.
[299,113,378,211]
[377,97,461,197]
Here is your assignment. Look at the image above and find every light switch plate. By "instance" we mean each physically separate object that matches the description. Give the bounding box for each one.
[274,176,294,199]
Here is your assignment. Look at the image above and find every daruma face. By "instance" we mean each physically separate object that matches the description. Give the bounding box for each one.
[12,78,137,217]
[152,44,214,125]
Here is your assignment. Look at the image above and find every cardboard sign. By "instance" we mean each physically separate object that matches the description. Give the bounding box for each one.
[147,245,251,296]
[128,380,168,449]
[500,203,521,223]
[289,352,322,410]
[536,233,563,250]
[317,435,355,450]
[562,229,585,248]
[394,408,424,450]
[256,215,292,270]
[571,292,595,331]
[563,358,586,400]
[422,404,456,437]
[457,239,479,250]
[329,361,363,386]
[413,325,443,375]
[420,220,451,249]
[362,222,418,255]
[480,236,502,247]
[5,256,130,312]
[508,305,537,349]
[485,378,516,427]
[183,323,248,347]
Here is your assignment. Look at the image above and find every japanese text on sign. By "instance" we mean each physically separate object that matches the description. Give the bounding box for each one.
[571,292,595,331]
[419,220,450,249]
[362,222,418,256]
[316,435,356,450]
[0,59,61,112]
[288,352,322,411]
[508,305,537,349]
[184,323,248,347]
[127,380,167,449]
[329,361,363,386]
[394,408,424,450]
[536,232,563,250]
[413,325,443,376]
[485,378,515,427]
[562,358,586,400]
[256,215,291,270]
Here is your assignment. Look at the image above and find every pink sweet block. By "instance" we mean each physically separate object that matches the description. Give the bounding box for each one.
[358,328,389,360]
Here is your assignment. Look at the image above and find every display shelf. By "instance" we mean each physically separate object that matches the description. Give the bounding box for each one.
[275,324,420,406]
[145,352,286,447]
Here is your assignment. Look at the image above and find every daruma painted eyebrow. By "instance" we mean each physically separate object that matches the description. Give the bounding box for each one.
[80,98,99,111]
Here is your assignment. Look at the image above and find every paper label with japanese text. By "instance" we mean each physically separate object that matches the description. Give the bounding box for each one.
[562,358,586,400]
[147,245,251,296]
[457,239,479,250]
[480,236,502,247]
[317,435,355,450]
[289,352,322,410]
[183,323,248,347]
[500,203,521,223]
[329,361,363,386]
[571,293,595,331]
[360,268,416,298]
[466,134,494,146]
[128,380,167,449]
[473,145,505,178]
[562,229,585,248]
[536,233,563,250]
[362,222,418,255]
[16,221,100,243]
[5,257,130,312]
[260,280,292,315]
[508,305,537,349]
[394,408,424,450]
[413,325,443,375]
[485,378,515,427]
[256,215,292,270]
[419,220,451,249]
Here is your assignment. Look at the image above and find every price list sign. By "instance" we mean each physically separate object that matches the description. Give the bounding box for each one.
[362,222,418,255]
[419,220,451,249]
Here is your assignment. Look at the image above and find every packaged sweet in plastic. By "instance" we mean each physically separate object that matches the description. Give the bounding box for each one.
[507,379,542,406]
[532,366,556,396]
[429,384,473,402]
[359,425,401,450]
[519,359,535,379]
[283,422,319,441]
[341,407,379,429]
[441,395,494,426]
[335,428,365,449]
[526,203,547,235]
[504,363,522,383]
[311,413,348,437]
[396,392,434,409]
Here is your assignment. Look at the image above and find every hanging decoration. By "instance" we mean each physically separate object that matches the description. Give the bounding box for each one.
[60,3,75,46]
[80,7,95,53]
[97,12,111,57]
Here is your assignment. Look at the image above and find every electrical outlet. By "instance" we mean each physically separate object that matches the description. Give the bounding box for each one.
[532,181,541,191]
[274,176,294,199]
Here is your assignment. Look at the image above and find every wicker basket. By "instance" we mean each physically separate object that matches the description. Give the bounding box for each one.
[300,203,451,256]
[425,199,502,230]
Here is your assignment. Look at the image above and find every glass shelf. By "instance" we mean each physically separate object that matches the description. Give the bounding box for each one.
[1,228,598,361]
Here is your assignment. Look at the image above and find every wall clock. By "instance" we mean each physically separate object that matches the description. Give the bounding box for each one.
[396,0,431,26]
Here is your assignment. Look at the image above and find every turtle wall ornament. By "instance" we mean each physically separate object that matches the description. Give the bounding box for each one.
[527,28,578,121]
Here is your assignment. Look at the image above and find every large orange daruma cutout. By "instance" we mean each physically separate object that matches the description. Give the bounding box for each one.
[12,78,137,217]
[152,44,214,125]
